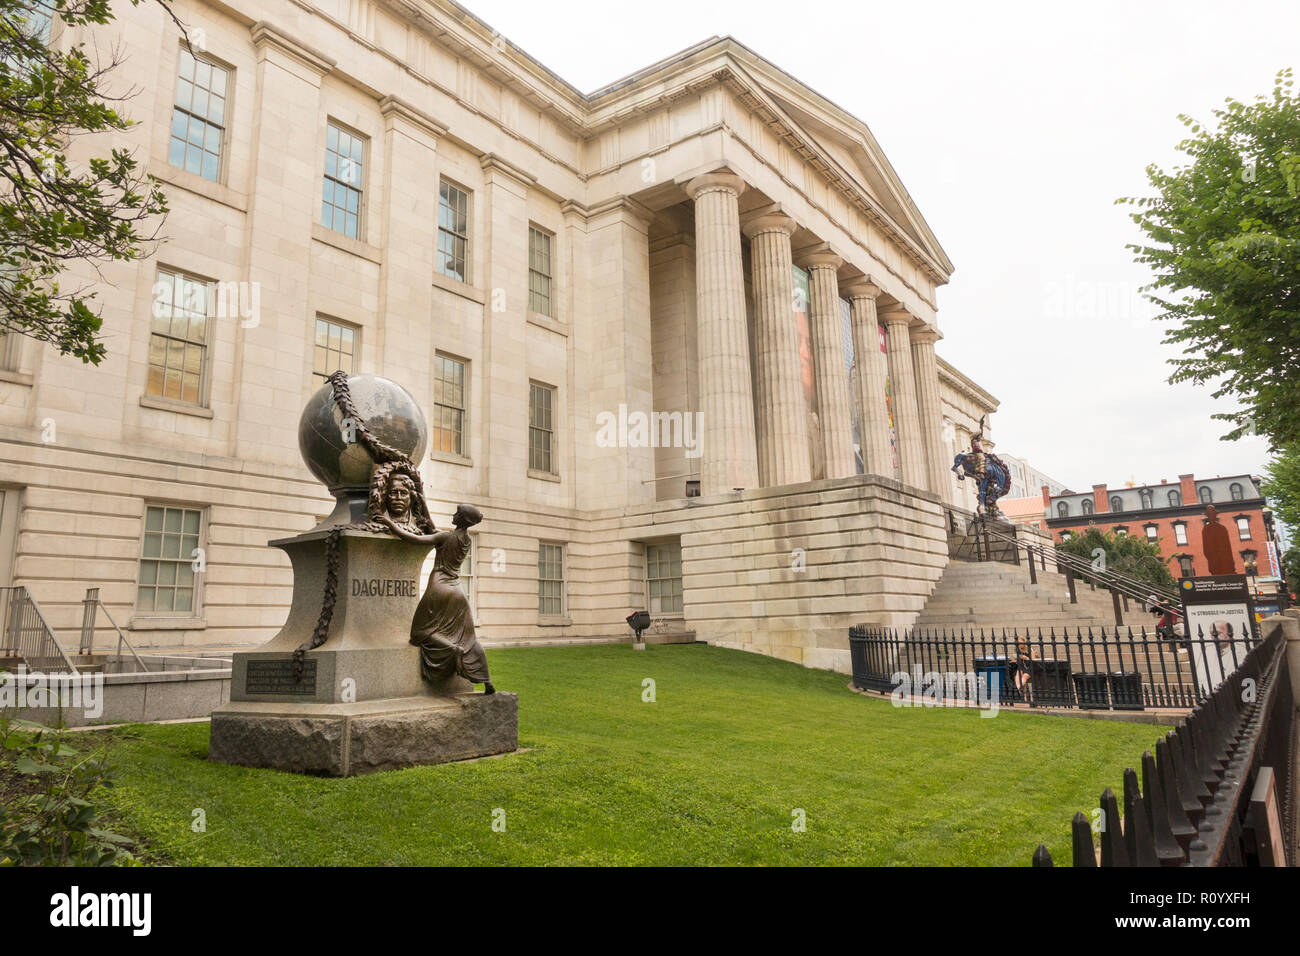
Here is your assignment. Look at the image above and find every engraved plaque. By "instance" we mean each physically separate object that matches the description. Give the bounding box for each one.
[246,659,317,696]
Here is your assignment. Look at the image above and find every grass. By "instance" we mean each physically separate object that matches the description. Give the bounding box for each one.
[98,644,1169,866]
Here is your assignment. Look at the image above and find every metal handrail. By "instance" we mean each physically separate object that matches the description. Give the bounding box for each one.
[950,507,1182,614]
[0,586,78,674]
[79,587,149,672]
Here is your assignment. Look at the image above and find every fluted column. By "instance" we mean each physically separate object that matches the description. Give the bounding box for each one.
[845,281,895,479]
[910,328,948,496]
[743,212,810,487]
[803,252,855,479]
[684,173,759,494]
[881,309,926,490]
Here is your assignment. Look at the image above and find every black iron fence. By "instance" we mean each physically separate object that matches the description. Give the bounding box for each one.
[848,623,1259,711]
[1032,618,1295,866]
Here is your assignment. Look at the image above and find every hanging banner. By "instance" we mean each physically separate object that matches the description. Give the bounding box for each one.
[878,323,900,476]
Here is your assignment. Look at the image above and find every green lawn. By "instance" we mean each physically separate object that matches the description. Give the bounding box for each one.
[100,644,1168,866]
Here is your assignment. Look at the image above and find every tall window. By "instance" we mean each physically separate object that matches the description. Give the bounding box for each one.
[529,382,555,473]
[1168,490,1182,507]
[528,226,553,316]
[1110,496,1124,513]
[1198,486,1213,504]
[437,181,469,281]
[537,543,564,616]
[322,123,364,238]
[1081,499,1094,515]
[169,49,229,182]
[1230,483,1244,501]
[148,269,209,405]
[137,505,202,614]
[1139,488,1153,510]
[1242,550,1258,575]
[647,542,683,615]
[1114,526,1128,537]
[1236,517,1252,541]
[1145,524,1159,542]
[1178,555,1195,577]
[312,317,357,386]
[433,354,467,456]
[1056,502,1069,518]
[1173,522,1188,546]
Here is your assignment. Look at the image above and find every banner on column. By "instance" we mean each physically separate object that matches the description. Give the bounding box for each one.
[792,265,820,479]
[878,323,900,477]
[841,297,864,475]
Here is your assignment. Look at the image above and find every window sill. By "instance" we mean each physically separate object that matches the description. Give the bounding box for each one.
[128,616,206,631]
[149,162,248,212]
[0,369,33,387]
[431,272,486,304]
[311,223,383,264]
[431,449,473,467]
[140,394,214,419]
[526,311,567,336]
[528,468,561,484]
[537,615,571,627]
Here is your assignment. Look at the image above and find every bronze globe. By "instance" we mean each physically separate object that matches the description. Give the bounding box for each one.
[298,373,428,493]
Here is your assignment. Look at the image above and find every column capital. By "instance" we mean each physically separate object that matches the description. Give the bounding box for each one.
[910,327,942,344]
[684,171,747,200]
[800,251,843,272]
[843,279,882,300]
[251,21,336,75]
[741,212,798,239]
[879,306,913,327]
[379,95,447,140]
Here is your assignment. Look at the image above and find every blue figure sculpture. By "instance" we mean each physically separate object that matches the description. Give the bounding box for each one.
[951,417,1010,519]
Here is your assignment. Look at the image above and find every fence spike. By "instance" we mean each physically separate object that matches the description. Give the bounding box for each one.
[1031,843,1053,867]
[1123,768,1159,867]
[1099,787,1129,866]
[1072,812,1098,867]
[1143,748,1187,865]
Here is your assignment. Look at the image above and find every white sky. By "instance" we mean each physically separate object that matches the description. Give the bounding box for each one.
[468,0,1295,492]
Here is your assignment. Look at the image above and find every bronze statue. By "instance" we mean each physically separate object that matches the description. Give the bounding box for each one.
[378,504,495,694]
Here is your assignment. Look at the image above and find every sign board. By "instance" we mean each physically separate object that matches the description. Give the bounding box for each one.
[1248,767,1288,866]
[1177,575,1256,696]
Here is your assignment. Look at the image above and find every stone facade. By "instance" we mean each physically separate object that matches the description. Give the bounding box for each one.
[0,0,997,675]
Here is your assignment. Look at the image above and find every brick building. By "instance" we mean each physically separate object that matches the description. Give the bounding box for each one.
[1043,474,1286,590]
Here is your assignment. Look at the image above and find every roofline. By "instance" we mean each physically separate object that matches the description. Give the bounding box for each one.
[1048,475,1261,500]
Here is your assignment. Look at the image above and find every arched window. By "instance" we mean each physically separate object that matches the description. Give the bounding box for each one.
[1110,496,1124,513]
[1139,488,1154,509]
[1056,501,1069,518]
[1168,490,1181,507]
[1198,486,1213,504]
[1230,483,1243,501]
[1081,499,1094,515]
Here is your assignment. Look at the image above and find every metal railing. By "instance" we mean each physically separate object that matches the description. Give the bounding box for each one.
[947,508,1183,623]
[1031,618,1295,866]
[848,623,1258,710]
[0,586,78,674]
[79,586,149,671]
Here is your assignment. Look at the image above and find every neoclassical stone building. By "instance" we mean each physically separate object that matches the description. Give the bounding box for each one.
[0,0,997,672]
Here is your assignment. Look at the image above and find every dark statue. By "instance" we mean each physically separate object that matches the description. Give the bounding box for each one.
[951,416,1010,519]
[379,504,495,694]
[296,370,495,694]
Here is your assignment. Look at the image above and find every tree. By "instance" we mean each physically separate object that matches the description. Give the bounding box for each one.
[1,0,172,365]
[1120,69,1300,447]
[1056,526,1176,592]
[1260,444,1300,530]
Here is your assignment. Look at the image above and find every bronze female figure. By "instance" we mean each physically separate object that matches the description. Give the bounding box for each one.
[377,503,495,694]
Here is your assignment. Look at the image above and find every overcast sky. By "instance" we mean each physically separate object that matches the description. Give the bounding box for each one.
[470,0,1294,493]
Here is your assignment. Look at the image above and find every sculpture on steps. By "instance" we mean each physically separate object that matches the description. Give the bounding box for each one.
[951,416,1010,519]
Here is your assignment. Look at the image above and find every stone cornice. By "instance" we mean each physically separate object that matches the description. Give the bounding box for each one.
[250,20,336,75]
[937,357,999,411]
[480,151,537,186]
[379,94,447,139]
